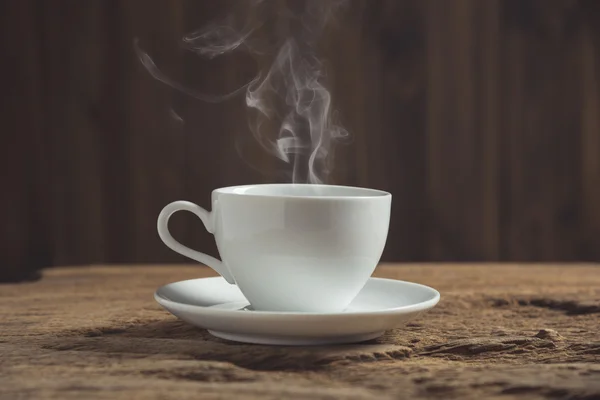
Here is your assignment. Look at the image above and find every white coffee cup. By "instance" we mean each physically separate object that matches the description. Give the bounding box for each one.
[157,183,391,312]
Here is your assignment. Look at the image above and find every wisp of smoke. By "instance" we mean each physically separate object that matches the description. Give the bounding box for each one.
[135,0,348,184]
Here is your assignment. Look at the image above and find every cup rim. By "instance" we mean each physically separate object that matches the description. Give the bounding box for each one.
[213,183,391,200]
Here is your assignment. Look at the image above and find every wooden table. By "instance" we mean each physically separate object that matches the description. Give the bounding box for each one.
[1,264,599,399]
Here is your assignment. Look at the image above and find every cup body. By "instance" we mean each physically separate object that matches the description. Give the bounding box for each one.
[211,184,391,312]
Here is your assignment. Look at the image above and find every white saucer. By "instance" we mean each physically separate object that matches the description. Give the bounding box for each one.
[154,277,440,345]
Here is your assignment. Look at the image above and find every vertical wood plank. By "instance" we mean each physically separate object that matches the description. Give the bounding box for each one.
[37,0,108,265]
[426,0,500,260]
[579,2,600,260]
[0,0,48,281]
[476,0,501,260]
[121,0,190,263]
[376,0,428,261]
[500,0,584,260]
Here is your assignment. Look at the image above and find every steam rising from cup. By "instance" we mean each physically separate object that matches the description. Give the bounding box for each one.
[135,0,348,184]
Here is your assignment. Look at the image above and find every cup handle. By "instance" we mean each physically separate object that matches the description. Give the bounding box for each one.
[157,200,235,284]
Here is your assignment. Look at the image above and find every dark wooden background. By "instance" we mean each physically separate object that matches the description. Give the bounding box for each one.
[2,0,600,282]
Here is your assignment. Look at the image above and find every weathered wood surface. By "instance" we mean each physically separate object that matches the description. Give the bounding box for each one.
[1,264,599,399]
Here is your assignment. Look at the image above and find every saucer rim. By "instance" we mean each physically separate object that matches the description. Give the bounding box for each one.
[154,277,440,318]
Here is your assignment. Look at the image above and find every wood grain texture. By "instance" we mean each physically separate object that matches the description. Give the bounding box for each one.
[0,0,47,282]
[1,0,600,280]
[426,0,501,261]
[500,0,586,261]
[1,264,599,399]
